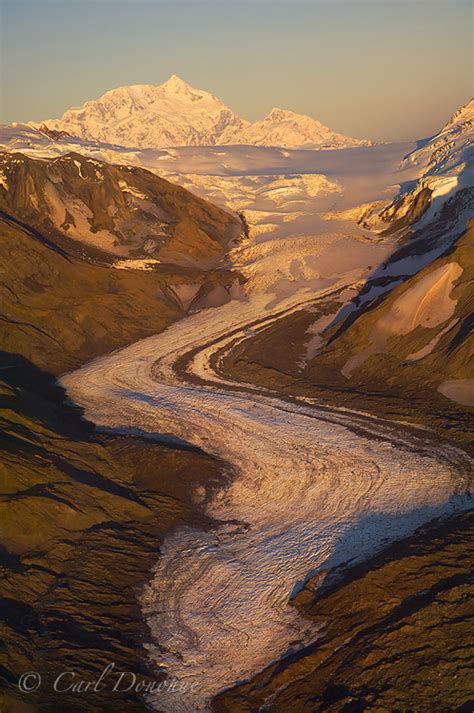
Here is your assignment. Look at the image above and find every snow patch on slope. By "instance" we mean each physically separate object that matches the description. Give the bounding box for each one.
[342,262,464,378]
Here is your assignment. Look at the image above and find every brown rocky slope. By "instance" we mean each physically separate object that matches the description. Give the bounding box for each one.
[0,151,241,268]
[0,157,240,711]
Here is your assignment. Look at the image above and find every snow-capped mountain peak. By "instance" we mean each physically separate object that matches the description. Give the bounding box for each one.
[160,74,193,93]
[44,76,246,149]
[266,107,299,119]
[442,97,473,131]
[158,74,221,101]
[237,106,368,149]
[42,77,372,150]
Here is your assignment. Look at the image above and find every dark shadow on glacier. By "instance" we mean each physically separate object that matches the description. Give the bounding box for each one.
[97,423,208,454]
[289,491,472,602]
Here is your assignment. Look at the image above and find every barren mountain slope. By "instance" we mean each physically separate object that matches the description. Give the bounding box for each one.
[0,151,241,268]
[306,221,474,408]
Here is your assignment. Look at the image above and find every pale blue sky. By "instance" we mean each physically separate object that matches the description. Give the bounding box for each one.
[1,0,472,141]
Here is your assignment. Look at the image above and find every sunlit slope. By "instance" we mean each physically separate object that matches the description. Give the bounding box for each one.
[41,75,371,149]
[0,151,241,268]
[306,222,474,407]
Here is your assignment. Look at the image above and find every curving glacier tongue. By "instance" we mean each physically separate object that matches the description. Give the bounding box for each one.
[61,287,471,712]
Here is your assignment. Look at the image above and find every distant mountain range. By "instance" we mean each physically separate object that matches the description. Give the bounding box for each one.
[41,75,372,150]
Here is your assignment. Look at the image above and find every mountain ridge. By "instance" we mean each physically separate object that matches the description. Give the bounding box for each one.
[0,150,242,269]
[42,75,372,150]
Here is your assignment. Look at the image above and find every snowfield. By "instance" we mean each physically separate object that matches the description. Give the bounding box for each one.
[0,122,416,240]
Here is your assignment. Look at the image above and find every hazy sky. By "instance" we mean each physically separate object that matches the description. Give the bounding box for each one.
[1,0,472,141]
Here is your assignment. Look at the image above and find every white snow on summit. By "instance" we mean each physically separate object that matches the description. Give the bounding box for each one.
[44,76,247,149]
[236,107,368,149]
[41,75,371,150]
[360,98,474,234]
